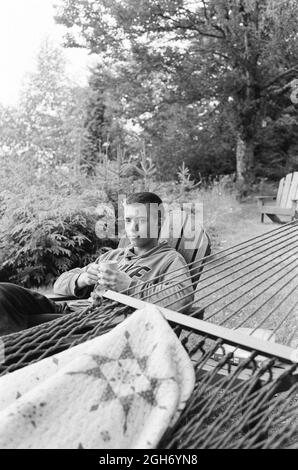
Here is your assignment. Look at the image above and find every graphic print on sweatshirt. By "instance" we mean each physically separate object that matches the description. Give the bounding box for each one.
[121,264,151,280]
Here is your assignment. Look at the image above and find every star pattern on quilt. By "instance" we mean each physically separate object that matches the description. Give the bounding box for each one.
[68,330,174,432]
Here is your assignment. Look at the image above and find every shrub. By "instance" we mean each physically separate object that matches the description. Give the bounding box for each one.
[0,205,117,287]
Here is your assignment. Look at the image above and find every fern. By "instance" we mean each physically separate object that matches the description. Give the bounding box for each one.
[0,203,117,287]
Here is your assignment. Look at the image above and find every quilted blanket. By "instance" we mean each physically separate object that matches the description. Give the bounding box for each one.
[0,305,195,449]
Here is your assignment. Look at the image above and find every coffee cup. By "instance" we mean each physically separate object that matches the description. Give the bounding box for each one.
[93,261,118,298]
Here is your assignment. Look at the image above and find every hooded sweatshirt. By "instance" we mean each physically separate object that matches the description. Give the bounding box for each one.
[53,241,194,313]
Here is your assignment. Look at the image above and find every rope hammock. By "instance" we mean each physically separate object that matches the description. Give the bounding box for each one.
[1,220,298,449]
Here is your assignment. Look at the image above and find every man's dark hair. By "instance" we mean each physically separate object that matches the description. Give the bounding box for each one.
[125,192,164,237]
[125,192,163,206]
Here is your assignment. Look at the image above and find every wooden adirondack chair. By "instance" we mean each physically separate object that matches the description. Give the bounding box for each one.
[28,208,210,327]
[257,172,298,223]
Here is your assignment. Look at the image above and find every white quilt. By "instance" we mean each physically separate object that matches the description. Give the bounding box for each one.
[0,305,195,449]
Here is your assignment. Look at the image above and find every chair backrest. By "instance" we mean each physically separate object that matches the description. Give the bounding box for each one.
[276,172,298,208]
[118,208,211,290]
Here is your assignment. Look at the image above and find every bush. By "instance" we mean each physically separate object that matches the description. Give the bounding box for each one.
[0,205,117,287]
[0,165,118,288]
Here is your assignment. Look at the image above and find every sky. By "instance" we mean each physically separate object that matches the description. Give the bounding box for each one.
[0,0,92,106]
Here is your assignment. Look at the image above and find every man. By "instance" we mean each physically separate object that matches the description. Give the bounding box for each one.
[0,192,194,336]
[54,192,194,307]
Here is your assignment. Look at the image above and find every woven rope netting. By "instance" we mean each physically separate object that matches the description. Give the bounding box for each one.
[1,221,298,449]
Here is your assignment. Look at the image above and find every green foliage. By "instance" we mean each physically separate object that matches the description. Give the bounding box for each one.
[55,0,298,186]
[177,162,202,195]
[19,39,73,167]
[254,103,298,180]
[1,209,98,287]
[124,147,157,191]
[80,62,129,175]
[80,70,108,174]
[0,164,118,287]
[0,38,88,174]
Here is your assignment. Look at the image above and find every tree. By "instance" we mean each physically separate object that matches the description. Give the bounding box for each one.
[80,61,128,174]
[55,0,298,193]
[19,38,87,169]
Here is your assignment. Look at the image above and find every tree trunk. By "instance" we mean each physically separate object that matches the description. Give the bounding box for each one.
[236,133,255,200]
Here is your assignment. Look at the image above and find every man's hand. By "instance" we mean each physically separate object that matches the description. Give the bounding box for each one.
[76,263,99,289]
[99,265,132,292]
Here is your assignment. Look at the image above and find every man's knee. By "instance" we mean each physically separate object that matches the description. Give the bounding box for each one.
[0,282,58,317]
[0,283,27,306]
[0,283,12,303]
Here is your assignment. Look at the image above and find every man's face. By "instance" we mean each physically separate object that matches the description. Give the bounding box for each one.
[124,203,160,248]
